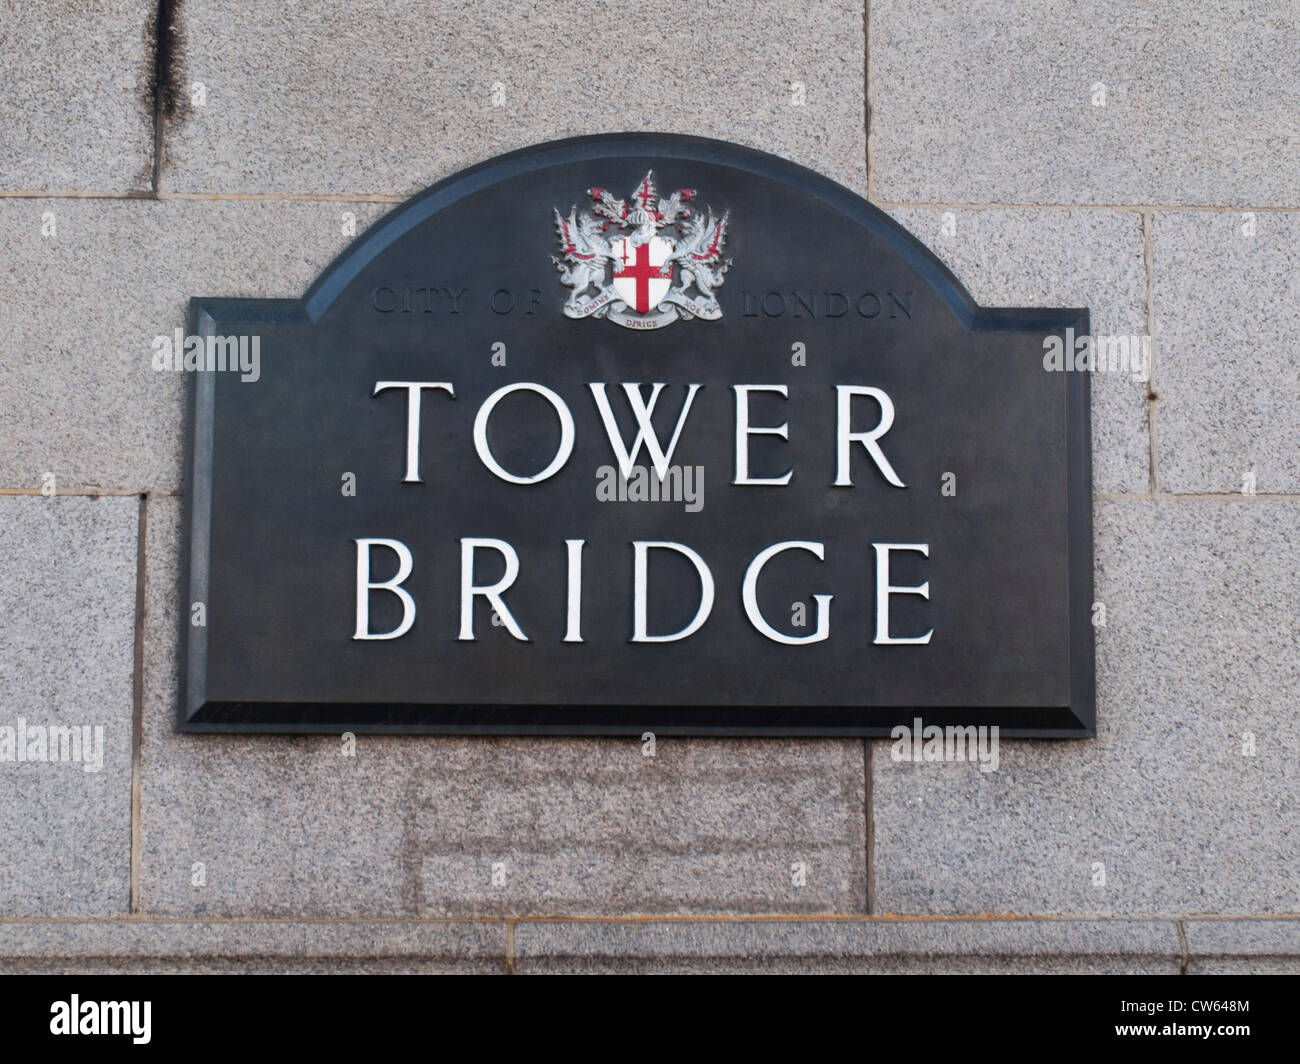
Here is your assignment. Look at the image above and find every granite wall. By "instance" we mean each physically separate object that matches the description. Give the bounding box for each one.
[0,0,1295,972]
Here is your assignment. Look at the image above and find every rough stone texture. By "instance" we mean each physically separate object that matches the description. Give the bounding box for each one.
[1185,919,1300,975]
[0,1,155,191]
[0,496,136,916]
[886,207,1149,493]
[0,959,490,974]
[141,497,867,917]
[0,919,504,974]
[1153,211,1300,494]
[873,498,1300,916]
[871,1,1300,206]
[514,918,1181,974]
[162,0,867,195]
[11,916,1300,973]
[0,199,389,492]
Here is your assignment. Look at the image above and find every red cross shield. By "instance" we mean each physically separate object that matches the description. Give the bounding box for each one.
[610,236,673,314]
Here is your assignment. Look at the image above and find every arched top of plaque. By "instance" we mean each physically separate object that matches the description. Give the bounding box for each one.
[292,132,1083,336]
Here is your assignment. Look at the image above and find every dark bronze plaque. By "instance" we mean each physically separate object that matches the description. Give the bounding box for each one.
[181,134,1093,735]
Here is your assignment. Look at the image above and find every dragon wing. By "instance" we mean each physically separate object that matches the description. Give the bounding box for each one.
[631,171,659,214]
[686,209,730,264]
[669,209,730,265]
[554,207,608,264]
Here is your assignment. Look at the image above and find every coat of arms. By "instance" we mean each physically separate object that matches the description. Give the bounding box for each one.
[552,171,731,330]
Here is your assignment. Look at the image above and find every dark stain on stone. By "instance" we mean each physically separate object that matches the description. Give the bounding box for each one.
[143,0,185,192]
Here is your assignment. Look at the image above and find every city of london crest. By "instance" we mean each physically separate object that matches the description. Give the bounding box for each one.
[552,171,731,330]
